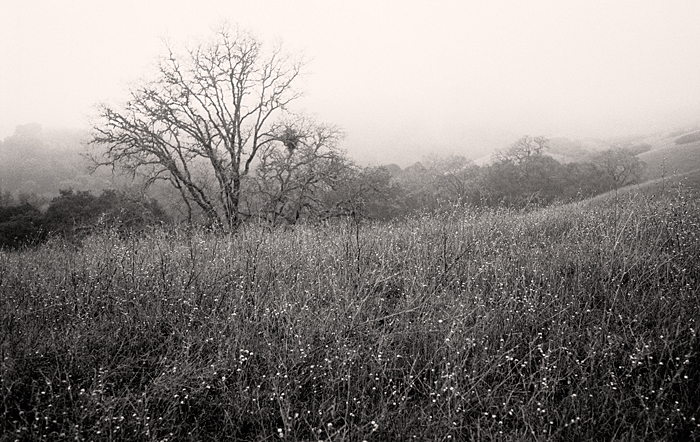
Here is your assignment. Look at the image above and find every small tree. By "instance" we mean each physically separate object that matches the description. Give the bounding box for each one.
[90,25,337,230]
[251,120,347,225]
[495,135,549,164]
[43,190,101,236]
[0,189,16,207]
[426,155,482,206]
[593,147,646,189]
[320,165,402,221]
[485,136,559,207]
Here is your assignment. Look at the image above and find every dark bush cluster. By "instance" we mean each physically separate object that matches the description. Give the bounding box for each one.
[0,203,45,249]
[0,140,646,242]
[0,189,169,249]
[1,123,652,229]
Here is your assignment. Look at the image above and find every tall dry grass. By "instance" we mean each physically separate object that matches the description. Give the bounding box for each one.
[1,186,699,441]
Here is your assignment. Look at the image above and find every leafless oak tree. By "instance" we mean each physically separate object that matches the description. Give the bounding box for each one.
[594,147,646,188]
[252,118,346,225]
[495,135,549,164]
[90,25,333,229]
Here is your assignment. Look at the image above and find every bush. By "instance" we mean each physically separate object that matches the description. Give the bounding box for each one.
[0,203,44,249]
[43,189,169,239]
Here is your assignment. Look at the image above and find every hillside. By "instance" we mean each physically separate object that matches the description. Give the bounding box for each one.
[0,124,182,214]
[2,186,698,440]
[639,167,700,197]
[582,167,700,208]
[536,129,700,184]
[639,139,700,181]
[0,124,112,202]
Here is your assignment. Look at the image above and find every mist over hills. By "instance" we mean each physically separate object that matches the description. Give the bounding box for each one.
[0,123,180,212]
[1,120,699,210]
[0,123,110,205]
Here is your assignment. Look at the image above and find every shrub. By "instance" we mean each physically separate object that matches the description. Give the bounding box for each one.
[0,203,44,249]
[43,189,169,239]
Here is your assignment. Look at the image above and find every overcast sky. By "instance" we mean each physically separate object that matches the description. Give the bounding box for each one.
[2,0,699,165]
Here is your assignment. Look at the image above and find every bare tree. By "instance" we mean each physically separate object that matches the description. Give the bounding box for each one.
[495,135,549,164]
[593,147,646,189]
[424,154,479,204]
[90,25,318,230]
[252,119,346,225]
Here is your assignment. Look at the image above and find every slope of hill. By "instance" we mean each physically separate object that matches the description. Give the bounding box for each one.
[582,167,700,208]
[545,127,700,184]
[641,167,700,197]
[0,124,110,199]
[3,182,698,440]
[638,140,700,181]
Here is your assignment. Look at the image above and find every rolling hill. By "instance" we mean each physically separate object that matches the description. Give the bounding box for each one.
[638,139,700,181]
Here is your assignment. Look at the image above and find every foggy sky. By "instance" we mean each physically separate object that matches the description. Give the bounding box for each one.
[2,0,699,165]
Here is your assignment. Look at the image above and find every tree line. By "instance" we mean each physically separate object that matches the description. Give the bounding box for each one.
[0,138,645,249]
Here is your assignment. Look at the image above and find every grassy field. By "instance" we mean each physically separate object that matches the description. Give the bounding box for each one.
[1,182,699,441]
